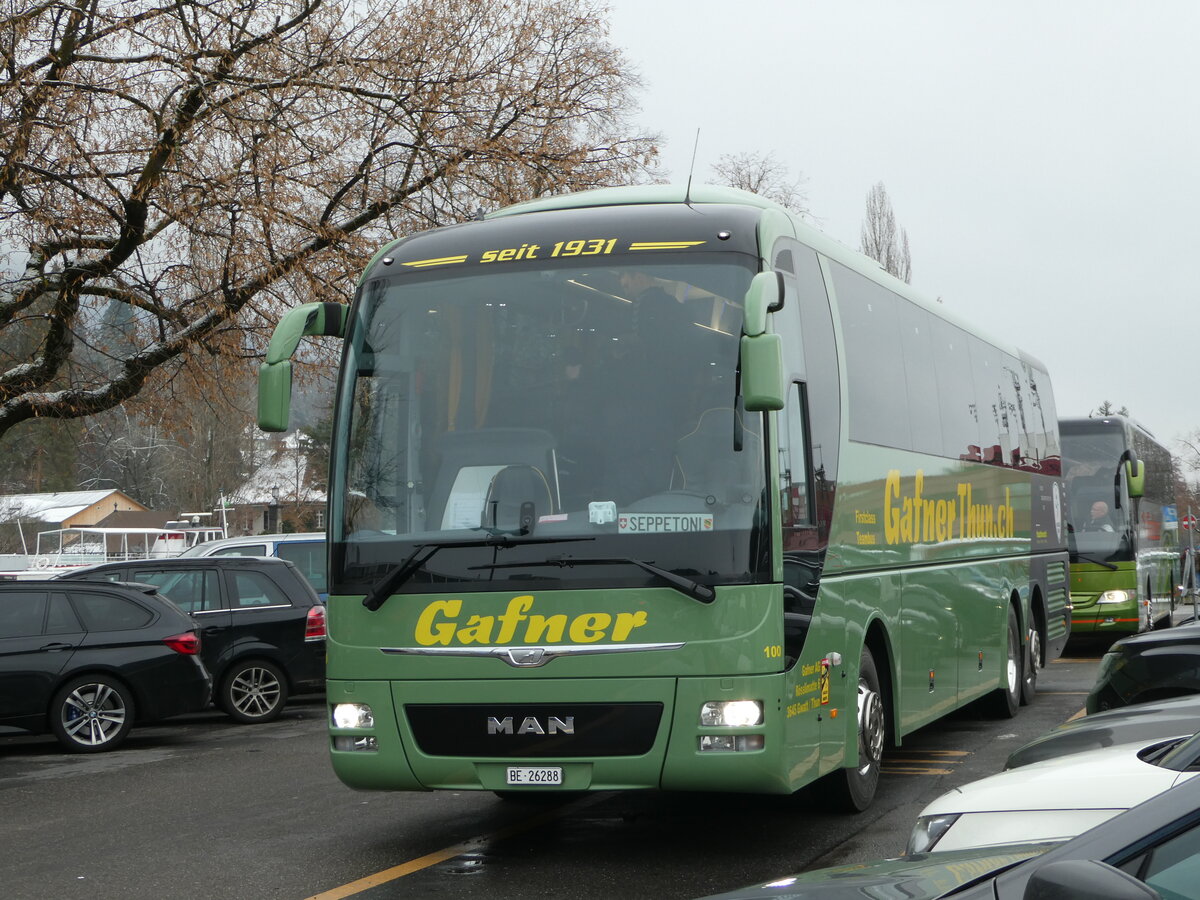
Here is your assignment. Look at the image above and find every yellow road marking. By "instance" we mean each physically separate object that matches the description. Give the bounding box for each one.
[888,749,969,758]
[304,794,602,900]
[882,766,956,775]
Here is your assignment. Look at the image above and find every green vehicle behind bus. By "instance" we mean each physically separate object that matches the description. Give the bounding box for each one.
[1061,416,1178,635]
[258,184,1070,811]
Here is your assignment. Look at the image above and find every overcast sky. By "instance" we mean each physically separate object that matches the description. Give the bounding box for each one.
[606,1,1200,455]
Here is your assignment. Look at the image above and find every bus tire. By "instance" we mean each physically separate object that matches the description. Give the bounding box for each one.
[814,646,885,813]
[989,606,1021,718]
[1020,617,1041,706]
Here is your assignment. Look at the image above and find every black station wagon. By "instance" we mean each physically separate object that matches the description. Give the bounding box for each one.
[58,556,325,723]
[0,579,211,752]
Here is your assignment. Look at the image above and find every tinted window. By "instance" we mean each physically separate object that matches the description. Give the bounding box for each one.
[130,569,221,613]
[0,591,49,637]
[229,571,291,609]
[776,240,841,487]
[931,317,979,459]
[897,300,942,455]
[1119,816,1200,897]
[213,544,269,557]
[834,263,909,448]
[46,593,83,634]
[277,541,327,594]
[778,383,812,530]
[69,591,153,631]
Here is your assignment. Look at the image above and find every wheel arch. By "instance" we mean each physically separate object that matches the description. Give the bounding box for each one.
[213,646,291,689]
[862,617,897,749]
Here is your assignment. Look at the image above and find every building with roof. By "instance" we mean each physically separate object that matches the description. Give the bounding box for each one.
[0,489,149,529]
[222,434,326,536]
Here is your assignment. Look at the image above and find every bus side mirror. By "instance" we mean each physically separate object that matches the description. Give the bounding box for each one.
[742,272,784,337]
[741,333,785,411]
[258,360,295,432]
[1126,458,1145,499]
[257,302,348,432]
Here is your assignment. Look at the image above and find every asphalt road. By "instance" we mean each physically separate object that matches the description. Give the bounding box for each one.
[0,641,1107,900]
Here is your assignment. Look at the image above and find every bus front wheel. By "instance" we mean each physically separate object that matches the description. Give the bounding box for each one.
[815,646,885,813]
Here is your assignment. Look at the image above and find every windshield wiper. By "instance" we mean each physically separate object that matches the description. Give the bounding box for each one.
[362,531,594,611]
[1069,550,1119,571]
[469,555,716,604]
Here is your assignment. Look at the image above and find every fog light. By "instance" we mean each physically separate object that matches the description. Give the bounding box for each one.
[1098,590,1130,604]
[333,735,379,752]
[907,813,960,854]
[699,700,764,727]
[699,734,764,752]
[332,702,375,729]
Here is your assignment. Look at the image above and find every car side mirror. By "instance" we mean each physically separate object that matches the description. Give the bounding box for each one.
[1023,859,1159,900]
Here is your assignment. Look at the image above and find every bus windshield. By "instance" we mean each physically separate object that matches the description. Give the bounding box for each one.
[331,255,768,594]
[1061,421,1132,562]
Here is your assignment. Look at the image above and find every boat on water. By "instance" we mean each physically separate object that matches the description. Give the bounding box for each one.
[0,522,227,579]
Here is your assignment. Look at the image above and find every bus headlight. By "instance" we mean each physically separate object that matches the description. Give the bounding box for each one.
[332,702,375,729]
[907,813,960,854]
[699,700,763,727]
[1098,591,1131,605]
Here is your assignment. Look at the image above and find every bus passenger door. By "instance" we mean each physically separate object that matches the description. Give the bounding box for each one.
[778,381,827,763]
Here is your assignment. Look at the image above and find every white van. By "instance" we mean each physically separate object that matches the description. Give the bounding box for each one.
[182,532,326,599]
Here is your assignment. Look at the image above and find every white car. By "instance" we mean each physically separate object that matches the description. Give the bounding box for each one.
[907,730,1200,854]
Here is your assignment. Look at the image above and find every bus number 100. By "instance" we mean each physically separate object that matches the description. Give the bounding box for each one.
[551,238,617,257]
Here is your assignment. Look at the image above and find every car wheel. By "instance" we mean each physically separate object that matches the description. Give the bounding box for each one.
[989,605,1021,718]
[814,646,886,812]
[50,675,135,753]
[1020,618,1042,706]
[219,659,288,724]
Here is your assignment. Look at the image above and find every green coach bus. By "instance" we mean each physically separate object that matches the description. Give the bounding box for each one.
[258,185,1070,811]
[1061,415,1178,635]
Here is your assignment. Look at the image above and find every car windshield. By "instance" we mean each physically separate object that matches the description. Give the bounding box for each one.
[1149,731,1200,771]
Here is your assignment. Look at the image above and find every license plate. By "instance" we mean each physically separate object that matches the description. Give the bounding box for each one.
[505,766,563,786]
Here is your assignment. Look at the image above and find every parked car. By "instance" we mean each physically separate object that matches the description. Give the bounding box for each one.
[57,556,325,723]
[0,579,211,752]
[907,730,1200,854]
[699,774,1200,899]
[1007,694,1200,769]
[1087,623,1200,714]
[182,532,327,600]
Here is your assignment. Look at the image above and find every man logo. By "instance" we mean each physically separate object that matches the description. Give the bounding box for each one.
[487,715,575,735]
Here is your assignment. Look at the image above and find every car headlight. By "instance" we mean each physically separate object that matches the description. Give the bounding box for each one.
[907,813,961,854]
[1097,590,1131,605]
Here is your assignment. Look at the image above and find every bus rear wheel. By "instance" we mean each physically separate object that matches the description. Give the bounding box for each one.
[814,646,885,813]
[1020,619,1042,706]
[988,606,1021,718]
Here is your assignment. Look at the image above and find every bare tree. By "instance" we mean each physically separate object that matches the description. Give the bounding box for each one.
[860,181,912,283]
[0,0,657,445]
[709,151,808,216]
